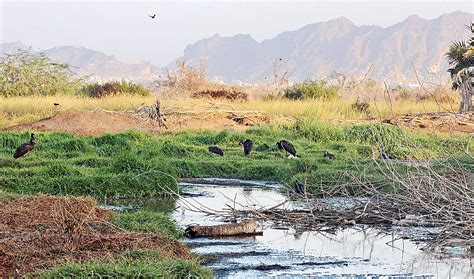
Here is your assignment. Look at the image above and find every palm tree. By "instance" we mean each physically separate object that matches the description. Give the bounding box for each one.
[446,23,474,113]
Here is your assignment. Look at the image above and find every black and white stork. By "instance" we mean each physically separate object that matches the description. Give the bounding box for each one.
[208,146,224,156]
[323,151,336,159]
[14,133,36,159]
[239,139,253,156]
[276,140,297,158]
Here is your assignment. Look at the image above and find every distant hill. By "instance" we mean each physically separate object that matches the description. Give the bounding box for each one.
[179,11,474,83]
[0,42,161,83]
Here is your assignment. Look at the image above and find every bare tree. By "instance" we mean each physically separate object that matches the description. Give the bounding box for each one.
[270,58,293,88]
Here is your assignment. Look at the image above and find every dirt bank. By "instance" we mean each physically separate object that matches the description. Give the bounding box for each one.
[335,111,474,134]
[4,110,474,136]
[0,195,192,276]
[4,110,275,135]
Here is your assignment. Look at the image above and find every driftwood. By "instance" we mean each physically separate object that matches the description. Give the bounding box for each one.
[185,220,261,238]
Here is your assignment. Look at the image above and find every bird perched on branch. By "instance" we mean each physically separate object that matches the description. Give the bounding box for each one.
[239,139,253,156]
[149,14,156,19]
[276,140,297,158]
[14,133,36,159]
[323,151,336,159]
[208,146,224,156]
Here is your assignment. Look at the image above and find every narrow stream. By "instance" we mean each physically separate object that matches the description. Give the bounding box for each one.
[113,178,473,278]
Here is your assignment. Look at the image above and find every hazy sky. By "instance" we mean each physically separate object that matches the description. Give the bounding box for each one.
[1,1,472,66]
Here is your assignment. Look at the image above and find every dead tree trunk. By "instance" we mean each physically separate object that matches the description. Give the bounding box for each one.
[153,100,167,128]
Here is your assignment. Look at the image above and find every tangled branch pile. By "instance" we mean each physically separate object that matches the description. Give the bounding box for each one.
[0,195,191,276]
[134,99,168,128]
[228,157,473,250]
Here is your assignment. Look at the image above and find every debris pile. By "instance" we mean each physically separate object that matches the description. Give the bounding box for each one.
[0,195,191,276]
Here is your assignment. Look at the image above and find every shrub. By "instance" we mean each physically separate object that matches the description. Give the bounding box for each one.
[283,80,338,100]
[81,80,150,98]
[193,88,248,101]
[351,99,370,114]
[0,50,83,97]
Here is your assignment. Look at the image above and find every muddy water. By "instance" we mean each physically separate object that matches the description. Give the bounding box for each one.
[173,178,472,279]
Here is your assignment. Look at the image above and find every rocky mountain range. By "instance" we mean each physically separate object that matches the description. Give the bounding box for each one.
[180,11,474,83]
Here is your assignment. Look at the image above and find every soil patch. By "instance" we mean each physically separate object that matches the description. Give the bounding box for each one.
[5,111,161,136]
[4,110,276,136]
[0,195,192,276]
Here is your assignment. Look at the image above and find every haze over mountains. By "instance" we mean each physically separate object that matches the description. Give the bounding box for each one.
[0,42,160,82]
[1,11,472,84]
[182,11,473,83]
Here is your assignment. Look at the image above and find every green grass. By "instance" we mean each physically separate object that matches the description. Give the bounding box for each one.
[0,122,471,198]
[113,210,183,239]
[0,188,22,203]
[39,249,211,278]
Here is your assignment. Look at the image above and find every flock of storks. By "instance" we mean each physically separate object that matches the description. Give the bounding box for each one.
[13,133,337,194]
[208,139,338,194]
[209,139,336,160]
[209,139,300,158]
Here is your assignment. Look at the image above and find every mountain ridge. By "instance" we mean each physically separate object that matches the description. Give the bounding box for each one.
[0,42,161,82]
[180,10,474,83]
[1,11,472,83]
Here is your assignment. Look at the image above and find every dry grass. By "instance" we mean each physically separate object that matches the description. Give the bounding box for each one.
[0,95,156,128]
[0,94,459,129]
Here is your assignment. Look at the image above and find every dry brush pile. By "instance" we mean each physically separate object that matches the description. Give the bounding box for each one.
[0,195,192,276]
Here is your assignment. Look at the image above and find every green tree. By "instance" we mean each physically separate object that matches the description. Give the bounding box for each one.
[446,23,474,112]
[0,49,83,97]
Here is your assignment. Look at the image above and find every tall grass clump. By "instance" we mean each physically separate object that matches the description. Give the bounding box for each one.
[284,80,338,100]
[81,80,150,98]
[0,50,83,97]
[293,119,344,142]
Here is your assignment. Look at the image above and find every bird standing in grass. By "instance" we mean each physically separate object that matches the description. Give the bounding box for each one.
[276,140,297,158]
[14,133,36,159]
[208,146,224,156]
[239,139,253,156]
[294,180,305,195]
[323,151,336,159]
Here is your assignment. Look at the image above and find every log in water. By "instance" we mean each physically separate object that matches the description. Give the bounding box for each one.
[185,220,262,237]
